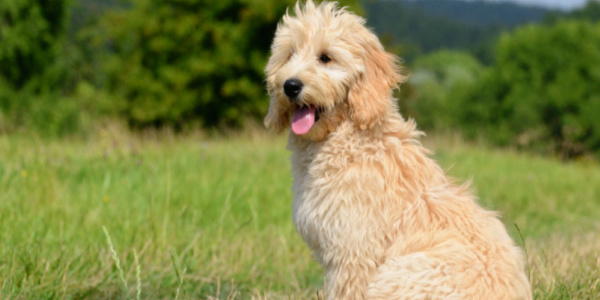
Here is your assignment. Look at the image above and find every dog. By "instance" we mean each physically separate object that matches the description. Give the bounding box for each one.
[264,1,532,299]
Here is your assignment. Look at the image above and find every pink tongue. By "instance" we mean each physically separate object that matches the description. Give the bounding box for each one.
[291,106,316,135]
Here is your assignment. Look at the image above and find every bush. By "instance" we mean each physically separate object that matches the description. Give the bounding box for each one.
[0,80,101,137]
[400,50,483,130]
[458,21,600,158]
[0,0,68,90]
[96,0,361,129]
[0,0,86,136]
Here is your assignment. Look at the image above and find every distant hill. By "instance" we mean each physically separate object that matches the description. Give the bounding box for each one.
[399,0,550,27]
[545,1,600,23]
[70,0,562,64]
[364,0,555,63]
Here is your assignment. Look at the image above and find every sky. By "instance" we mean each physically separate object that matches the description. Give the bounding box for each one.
[468,0,588,10]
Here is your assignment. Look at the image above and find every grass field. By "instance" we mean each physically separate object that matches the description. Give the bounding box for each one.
[1,127,599,299]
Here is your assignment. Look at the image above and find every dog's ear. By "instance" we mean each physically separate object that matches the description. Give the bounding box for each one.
[264,95,290,133]
[264,49,291,133]
[348,41,406,129]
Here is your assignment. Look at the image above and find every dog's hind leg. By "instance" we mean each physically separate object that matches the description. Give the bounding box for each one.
[365,253,462,300]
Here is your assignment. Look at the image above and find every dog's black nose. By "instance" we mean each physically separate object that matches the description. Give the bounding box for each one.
[283,79,303,99]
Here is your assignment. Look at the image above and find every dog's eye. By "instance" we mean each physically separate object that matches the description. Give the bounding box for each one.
[319,53,332,63]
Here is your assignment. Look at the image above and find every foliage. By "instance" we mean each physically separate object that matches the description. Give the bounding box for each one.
[97,0,360,128]
[457,21,600,158]
[0,0,95,136]
[0,85,96,137]
[0,0,68,89]
[401,50,483,130]
[2,0,364,134]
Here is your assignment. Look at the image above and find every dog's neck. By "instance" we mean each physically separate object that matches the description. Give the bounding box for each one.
[287,113,421,154]
[286,114,446,200]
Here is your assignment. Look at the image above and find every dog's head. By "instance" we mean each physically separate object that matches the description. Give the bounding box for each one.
[264,0,406,141]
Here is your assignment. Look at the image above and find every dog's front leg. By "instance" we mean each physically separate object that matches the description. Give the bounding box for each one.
[323,254,380,300]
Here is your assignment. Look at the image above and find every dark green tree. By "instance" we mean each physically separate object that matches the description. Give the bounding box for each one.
[0,0,83,136]
[459,21,600,159]
[0,0,69,90]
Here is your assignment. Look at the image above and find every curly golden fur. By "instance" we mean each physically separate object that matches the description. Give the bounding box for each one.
[264,1,532,299]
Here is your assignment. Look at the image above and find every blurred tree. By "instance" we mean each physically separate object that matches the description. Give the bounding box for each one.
[401,50,483,130]
[98,0,360,128]
[0,0,87,136]
[0,0,69,90]
[459,21,600,159]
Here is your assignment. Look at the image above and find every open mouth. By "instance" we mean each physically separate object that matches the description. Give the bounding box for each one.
[291,104,322,135]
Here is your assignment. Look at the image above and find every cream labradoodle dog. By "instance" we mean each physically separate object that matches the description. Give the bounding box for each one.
[264,1,532,299]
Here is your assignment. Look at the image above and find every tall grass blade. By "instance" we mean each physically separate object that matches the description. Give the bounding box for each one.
[103,226,129,299]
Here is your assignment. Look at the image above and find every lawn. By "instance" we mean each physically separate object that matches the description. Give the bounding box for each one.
[0,127,598,299]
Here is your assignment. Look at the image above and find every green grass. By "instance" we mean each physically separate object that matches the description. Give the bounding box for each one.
[0,128,599,299]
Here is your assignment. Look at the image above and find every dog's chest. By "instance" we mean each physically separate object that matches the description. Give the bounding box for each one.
[289,140,383,254]
[291,169,351,253]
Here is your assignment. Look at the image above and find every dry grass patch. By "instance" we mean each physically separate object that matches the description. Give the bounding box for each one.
[529,231,600,299]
